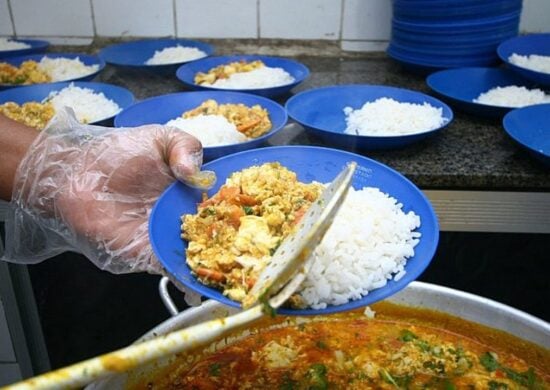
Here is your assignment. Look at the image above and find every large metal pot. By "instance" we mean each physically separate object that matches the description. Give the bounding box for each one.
[87,281,550,389]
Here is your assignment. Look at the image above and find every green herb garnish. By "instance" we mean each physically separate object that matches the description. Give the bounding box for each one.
[307,363,329,390]
[399,329,418,342]
[208,362,221,376]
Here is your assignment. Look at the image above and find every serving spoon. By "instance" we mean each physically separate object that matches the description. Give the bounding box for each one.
[5,162,356,390]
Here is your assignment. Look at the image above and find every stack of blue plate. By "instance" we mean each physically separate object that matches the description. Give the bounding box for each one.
[388,0,522,72]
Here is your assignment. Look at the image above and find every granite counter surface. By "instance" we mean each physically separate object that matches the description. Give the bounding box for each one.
[58,44,550,190]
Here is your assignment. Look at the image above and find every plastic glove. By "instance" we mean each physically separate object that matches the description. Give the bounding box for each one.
[2,108,215,274]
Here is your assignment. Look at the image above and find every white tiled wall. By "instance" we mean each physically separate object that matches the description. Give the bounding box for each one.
[176,0,257,39]
[93,0,175,37]
[0,0,13,36]
[260,0,341,40]
[10,0,94,37]
[2,0,549,51]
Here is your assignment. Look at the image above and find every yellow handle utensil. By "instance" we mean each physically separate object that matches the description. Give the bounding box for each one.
[4,162,356,390]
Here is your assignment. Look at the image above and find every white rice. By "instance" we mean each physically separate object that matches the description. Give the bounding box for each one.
[0,38,31,51]
[166,115,247,146]
[37,56,99,82]
[474,85,550,107]
[145,45,207,65]
[211,66,295,89]
[297,186,421,310]
[509,53,550,74]
[45,83,121,123]
[343,97,447,136]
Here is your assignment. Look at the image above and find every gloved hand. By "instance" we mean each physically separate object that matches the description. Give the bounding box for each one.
[2,108,215,274]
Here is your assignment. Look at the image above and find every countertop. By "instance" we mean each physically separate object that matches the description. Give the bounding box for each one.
[73,47,550,191]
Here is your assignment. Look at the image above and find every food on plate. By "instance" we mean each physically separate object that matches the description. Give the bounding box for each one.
[0,38,31,51]
[473,85,550,107]
[0,60,50,85]
[0,56,99,85]
[0,101,55,129]
[166,99,272,146]
[131,302,550,389]
[183,99,271,138]
[194,59,295,89]
[182,162,323,302]
[145,45,207,65]
[181,162,420,308]
[509,53,550,74]
[343,97,447,136]
[0,83,121,130]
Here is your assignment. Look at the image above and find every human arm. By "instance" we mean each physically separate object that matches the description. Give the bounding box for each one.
[0,114,38,200]
[2,108,215,274]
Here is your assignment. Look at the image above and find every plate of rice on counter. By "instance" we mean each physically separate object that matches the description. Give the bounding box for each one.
[99,38,213,73]
[498,33,550,87]
[0,37,49,59]
[0,81,134,129]
[0,53,105,90]
[114,91,287,160]
[427,67,550,118]
[150,146,439,315]
[286,84,453,150]
[176,55,309,97]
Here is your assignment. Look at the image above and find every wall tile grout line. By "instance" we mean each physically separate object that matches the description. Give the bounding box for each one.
[172,0,177,37]
[89,0,97,37]
[6,0,16,36]
[339,0,345,42]
[256,0,261,40]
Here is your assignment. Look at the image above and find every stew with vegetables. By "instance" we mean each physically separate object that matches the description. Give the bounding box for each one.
[130,302,549,389]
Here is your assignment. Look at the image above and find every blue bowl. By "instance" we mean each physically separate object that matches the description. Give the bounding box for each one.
[176,55,309,98]
[503,104,550,167]
[285,85,453,150]
[114,91,288,161]
[426,67,540,118]
[0,53,105,90]
[392,23,519,45]
[99,38,213,74]
[497,33,550,87]
[0,38,49,59]
[393,0,522,21]
[388,45,501,69]
[149,146,439,315]
[392,11,520,33]
[0,81,135,125]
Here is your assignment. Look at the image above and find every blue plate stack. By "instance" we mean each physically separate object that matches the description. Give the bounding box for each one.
[388,0,522,72]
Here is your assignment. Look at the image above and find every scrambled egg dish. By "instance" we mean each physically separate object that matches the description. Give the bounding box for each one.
[0,101,55,130]
[181,163,323,302]
[182,99,272,138]
[0,60,51,85]
[194,60,265,86]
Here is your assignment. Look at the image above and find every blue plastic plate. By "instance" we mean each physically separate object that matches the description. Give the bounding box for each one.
[150,146,439,315]
[176,55,309,98]
[0,81,135,125]
[99,38,214,73]
[114,91,288,161]
[497,33,550,87]
[0,38,49,59]
[0,53,105,90]
[426,67,541,118]
[393,0,521,22]
[285,85,453,150]
[503,103,550,167]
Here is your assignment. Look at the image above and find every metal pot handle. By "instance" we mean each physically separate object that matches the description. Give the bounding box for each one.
[159,276,180,316]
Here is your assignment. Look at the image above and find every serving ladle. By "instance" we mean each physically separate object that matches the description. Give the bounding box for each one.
[5,162,356,390]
